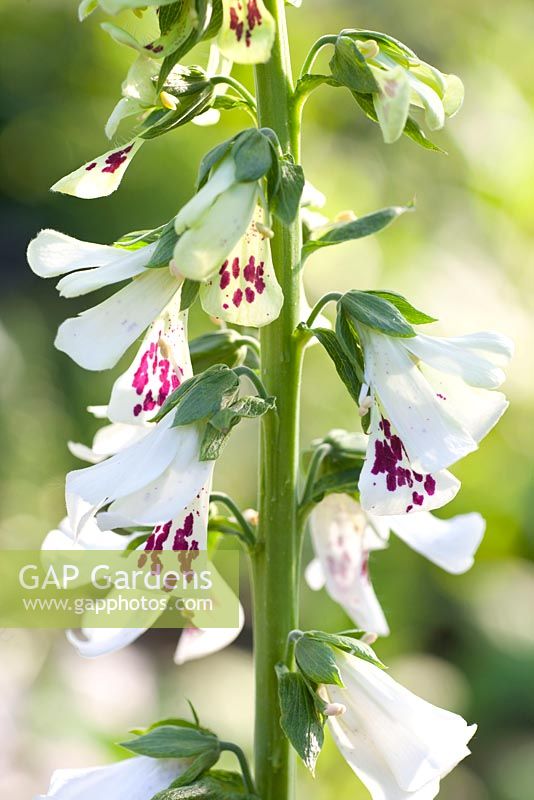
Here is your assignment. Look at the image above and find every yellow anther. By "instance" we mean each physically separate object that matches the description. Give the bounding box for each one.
[255,221,275,239]
[335,210,357,223]
[160,91,178,111]
[356,39,380,60]
[132,6,147,18]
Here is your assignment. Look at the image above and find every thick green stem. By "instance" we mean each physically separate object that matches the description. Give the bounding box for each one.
[252,4,303,800]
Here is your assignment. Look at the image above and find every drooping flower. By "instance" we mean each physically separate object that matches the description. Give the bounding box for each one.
[306,493,485,636]
[199,208,283,327]
[27,229,178,370]
[356,327,513,515]
[173,154,259,282]
[218,0,276,65]
[347,32,464,144]
[105,55,159,140]
[323,649,476,800]
[36,754,189,800]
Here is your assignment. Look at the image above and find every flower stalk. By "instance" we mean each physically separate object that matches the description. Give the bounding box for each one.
[252,3,303,799]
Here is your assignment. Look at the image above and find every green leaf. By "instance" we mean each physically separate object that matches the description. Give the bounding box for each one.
[329,35,379,94]
[152,770,258,800]
[147,219,179,269]
[152,372,201,422]
[304,630,386,669]
[121,725,220,759]
[276,666,324,774]
[340,290,415,337]
[172,366,240,427]
[302,205,411,260]
[366,291,437,325]
[197,136,236,189]
[141,88,214,140]
[309,327,363,404]
[114,224,167,250]
[232,129,273,183]
[190,330,247,374]
[180,279,200,311]
[352,92,446,153]
[340,28,417,65]
[199,395,275,460]
[295,636,343,686]
[309,467,362,504]
[271,156,305,225]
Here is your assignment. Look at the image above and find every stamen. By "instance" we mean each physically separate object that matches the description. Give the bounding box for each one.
[160,91,178,111]
[324,702,347,717]
[361,632,378,645]
[356,39,380,60]
[335,210,357,223]
[255,221,275,239]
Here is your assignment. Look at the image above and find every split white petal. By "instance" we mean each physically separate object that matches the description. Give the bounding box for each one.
[218,0,276,65]
[401,332,513,390]
[200,209,283,327]
[359,329,477,473]
[174,603,245,665]
[386,511,485,574]
[418,363,509,445]
[100,432,213,528]
[68,423,148,464]
[372,66,411,144]
[174,181,258,282]
[325,651,476,800]
[407,74,445,131]
[51,139,144,199]
[359,405,460,516]
[55,268,178,370]
[66,626,148,658]
[309,494,390,636]
[27,230,122,278]
[66,414,179,536]
[56,245,155,298]
[108,297,192,426]
[36,755,188,800]
[42,516,128,552]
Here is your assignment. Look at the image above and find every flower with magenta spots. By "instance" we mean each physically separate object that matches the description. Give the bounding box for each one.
[355,326,513,515]
[51,138,144,199]
[306,493,485,637]
[218,0,276,65]
[200,207,283,327]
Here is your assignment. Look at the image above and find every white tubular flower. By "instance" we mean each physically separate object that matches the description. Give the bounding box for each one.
[218,0,276,65]
[323,650,476,800]
[51,139,144,199]
[27,230,179,370]
[173,155,258,282]
[307,494,390,637]
[66,412,213,536]
[200,208,283,327]
[306,494,485,636]
[36,755,189,800]
[357,327,513,515]
[174,602,245,665]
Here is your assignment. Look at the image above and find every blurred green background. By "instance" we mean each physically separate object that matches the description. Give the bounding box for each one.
[1,1,533,798]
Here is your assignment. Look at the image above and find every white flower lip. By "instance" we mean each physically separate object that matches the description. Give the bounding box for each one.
[36,754,189,799]
[324,650,477,800]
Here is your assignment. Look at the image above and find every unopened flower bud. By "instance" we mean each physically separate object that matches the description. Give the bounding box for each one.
[160,91,178,111]
[324,702,347,717]
[255,221,275,239]
[361,632,378,645]
[356,39,380,60]
[335,210,357,224]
